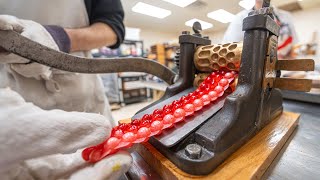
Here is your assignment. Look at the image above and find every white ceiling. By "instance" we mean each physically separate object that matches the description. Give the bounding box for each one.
[121,0,320,34]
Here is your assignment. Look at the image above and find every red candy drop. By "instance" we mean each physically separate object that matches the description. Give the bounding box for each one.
[184,104,195,116]
[89,149,102,162]
[104,137,120,150]
[112,129,124,139]
[163,114,175,128]
[118,123,130,132]
[214,86,224,94]
[123,132,136,142]
[153,109,163,115]
[140,119,152,127]
[152,113,162,121]
[131,119,141,126]
[208,91,218,101]
[150,121,164,135]
[128,125,138,133]
[201,94,211,106]
[173,108,186,123]
[219,78,229,87]
[82,69,237,163]
[225,72,234,79]
[82,147,95,161]
[142,114,152,121]
[193,99,204,111]
[163,108,172,115]
[135,127,151,143]
[137,127,151,138]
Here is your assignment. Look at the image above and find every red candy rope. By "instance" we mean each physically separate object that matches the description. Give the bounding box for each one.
[82,70,237,162]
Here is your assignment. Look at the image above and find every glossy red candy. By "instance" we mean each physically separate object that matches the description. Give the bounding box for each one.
[82,70,238,163]
[150,120,164,135]
[128,125,138,133]
[199,83,207,90]
[89,149,102,162]
[197,91,205,98]
[153,109,163,115]
[142,114,152,121]
[82,147,95,161]
[208,91,218,101]
[112,129,124,139]
[163,114,175,128]
[184,104,195,116]
[135,127,151,143]
[123,132,136,143]
[104,137,120,150]
[131,119,141,126]
[163,104,172,111]
[152,113,162,122]
[193,99,204,111]
[140,119,152,127]
[201,94,211,106]
[118,123,130,132]
[163,108,172,115]
[173,108,186,123]
[225,72,234,79]
[214,86,224,94]
[219,78,229,87]
[137,127,151,138]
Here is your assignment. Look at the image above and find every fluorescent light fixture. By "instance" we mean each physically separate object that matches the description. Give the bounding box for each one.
[207,9,235,23]
[132,2,171,19]
[161,0,197,8]
[185,18,213,30]
[239,0,255,10]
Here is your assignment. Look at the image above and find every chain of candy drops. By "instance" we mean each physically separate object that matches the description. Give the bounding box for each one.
[82,70,237,163]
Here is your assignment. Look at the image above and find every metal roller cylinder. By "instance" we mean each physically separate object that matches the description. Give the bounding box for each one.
[194,42,243,72]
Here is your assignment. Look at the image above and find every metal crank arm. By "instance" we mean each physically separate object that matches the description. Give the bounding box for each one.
[0,30,176,85]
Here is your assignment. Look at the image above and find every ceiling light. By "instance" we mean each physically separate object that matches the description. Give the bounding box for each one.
[132,2,172,19]
[185,18,213,30]
[207,9,235,23]
[239,0,255,10]
[161,0,197,8]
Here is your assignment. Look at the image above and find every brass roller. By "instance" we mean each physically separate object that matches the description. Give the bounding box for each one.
[194,42,243,72]
[193,42,314,92]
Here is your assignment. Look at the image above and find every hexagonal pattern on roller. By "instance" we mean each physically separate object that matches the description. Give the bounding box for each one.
[194,42,243,72]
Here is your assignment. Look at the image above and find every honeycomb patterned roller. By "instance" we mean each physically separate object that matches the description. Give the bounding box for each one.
[194,42,243,72]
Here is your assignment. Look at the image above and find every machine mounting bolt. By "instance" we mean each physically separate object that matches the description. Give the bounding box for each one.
[185,144,202,159]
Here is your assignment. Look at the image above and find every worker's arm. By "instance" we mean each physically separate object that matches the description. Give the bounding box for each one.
[65,23,117,52]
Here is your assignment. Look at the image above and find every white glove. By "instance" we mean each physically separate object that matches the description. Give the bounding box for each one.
[0,88,132,179]
[0,15,59,80]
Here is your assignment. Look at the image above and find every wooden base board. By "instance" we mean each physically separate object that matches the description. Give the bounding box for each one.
[135,111,300,180]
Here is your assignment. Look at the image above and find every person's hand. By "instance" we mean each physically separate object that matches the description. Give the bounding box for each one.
[0,88,132,179]
[0,15,59,80]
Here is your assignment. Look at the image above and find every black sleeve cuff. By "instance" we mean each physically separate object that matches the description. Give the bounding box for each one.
[91,19,125,49]
[43,25,71,53]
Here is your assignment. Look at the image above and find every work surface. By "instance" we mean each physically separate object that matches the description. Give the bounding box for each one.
[265,100,320,180]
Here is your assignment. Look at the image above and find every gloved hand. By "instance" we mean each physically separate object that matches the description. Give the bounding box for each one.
[0,15,70,80]
[0,88,132,180]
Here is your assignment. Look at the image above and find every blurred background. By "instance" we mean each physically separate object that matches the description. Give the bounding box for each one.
[92,0,320,119]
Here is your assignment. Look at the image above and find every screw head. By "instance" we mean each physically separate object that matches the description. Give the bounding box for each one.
[185,144,202,159]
